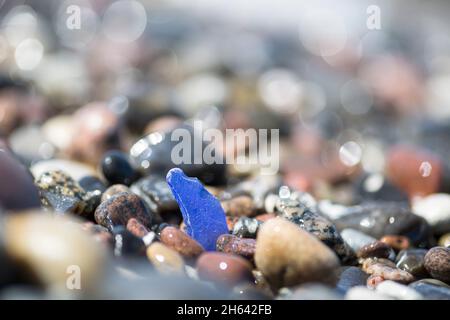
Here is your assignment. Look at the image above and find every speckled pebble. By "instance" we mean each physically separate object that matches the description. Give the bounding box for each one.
[126,218,150,238]
[424,247,450,283]
[101,184,131,202]
[216,234,256,261]
[357,241,392,259]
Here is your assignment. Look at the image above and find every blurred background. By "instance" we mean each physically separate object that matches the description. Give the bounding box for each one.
[1,0,450,199]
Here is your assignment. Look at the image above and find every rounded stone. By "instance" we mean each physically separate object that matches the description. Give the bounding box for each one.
[112,226,146,257]
[412,193,450,234]
[254,217,340,289]
[196,252,254,287]
[221,196,257,217]
[146,242,185,275]
[160,226,204,258]
[126,218,150,238]
[216,234,256,261]
[0,149,40,211]
[101,184,131,202]
[396,249,429,278]
[31,159,97,181]
[357,241,392,259]
[380,235,410,252]
[101,150,138,186]
[95,192,152,231]
[424,247,450,283]
[438,233,450,248]
[4,212,107,294]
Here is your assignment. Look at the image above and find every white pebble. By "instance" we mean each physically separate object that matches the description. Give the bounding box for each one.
[345,286,393,300]
[340,228,377,252]
[318,200,350,220]
[412,193,450,233]
[376,281,423,300]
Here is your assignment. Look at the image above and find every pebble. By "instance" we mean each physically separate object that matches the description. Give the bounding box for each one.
[101,184,131,202]
[78,176,107,194]
[0,149,41,211]
[254,217,340,289]
[345,286,393,300]
[130,175,178,215]
[357,241,392,259]
[367,274,385,288]
[4,212,107,294]
[340,228,377,252]
[424,246,450,283]
[196,252,253,287]
[216,234,256,261]
[286,284,343,300]
[166,168,228,251]
[130,125,226,185]
[375,280,423,300]
[412,193,450,234]
[94,192,153,231]
[126,218,150,238]
[409,280,450,300]
[35,170,95,217]
[232,216,262,238]
[112,226,146,257]
[362,258,415,284]
[221,195,258,217]
[395,249,429,278]
[380,235,410,251]
[146,242,185,275]
[354,173,409,203]
[68,102,124,165]
[160,225,204,258]
[41,115,73,151]
[438,233,450,247]
[335,266,369,293]
[30,159,97,181]
[333,202,433,247]
[101,150,138,186]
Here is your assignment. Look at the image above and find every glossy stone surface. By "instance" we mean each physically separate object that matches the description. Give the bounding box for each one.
[375,280,423,300]
[160,226,204,258]
[196,252,253,287]
[424,247,450,283]
[216,234,256,261]
[395,249,429,278]
[340,228,377,252]
[130,125,226,185]
[166,168,228,251]
[409,280,450,300]
[95,192,153,231]
[146,242,185,275]
[112,226,146,257]
[126,218,150,238]
[362,258,415,284]
[0,149,40,211]
[380,235,410,252]
[357,241,392,259]
[231,216,262,238]
[101,184,131,202]
[354,173,409,203]
[255,218,340,289]
[101,150,138,186]
[335,266,369,294]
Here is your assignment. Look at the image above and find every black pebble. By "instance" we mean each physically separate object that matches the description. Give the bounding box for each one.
[101,151,138,186]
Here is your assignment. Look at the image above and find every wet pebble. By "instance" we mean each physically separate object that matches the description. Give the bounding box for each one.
[438,233,450,247]
[285,284,343,300]
[335,266,369,293]
[146,242,185,275]
[95,192,153,231]
[31,159,97,181]
[395,249,429,278]
[345,286,393,300]
[101,150,138,186]
[357,241,392,259]
[255,217,340,289]
[126,218,150,238]
[112,226,146,257]
[375,280,423,299]
[216,234,256,261]
[101,184,131,202]
[196,252,253,287]
[160,226,204,258]
[340,228,377,252]
[362,258,415,284]
[424,247,450,283]
[232,216,262,238]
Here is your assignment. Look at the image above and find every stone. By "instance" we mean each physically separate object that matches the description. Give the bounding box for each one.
[221,195,258,217]
[94,192,153,231]
[126,218,150,238]
[354,173,409,203]
[254,217,340,289]
[41,115,73,151]
[196,252,253,287]
[0,149,40,211]
[380,235,410,252]
[412,193,450,234]
[409,280,450,300]
[375,280,423,300]
[101,184,131,202]
[424,247,450,283]
[68,102,124,165]
[362,258,415,284]
[35,170,95,217]
[146,242,185,275]
[366,275,385,288]
[130,124,226,185]
[333,202,433,247]
[335,266,369,294]
[438,233,450,247]
[4,212,107,295]
[101,150,138,186]
[31,159,97,181]
[216,234,256,261]
[130,175,178,215]
[395,249,429,278]
[345,286,393,300]
[166,168,228,251]
[357,241,392,259]
[112,226,146,257]
[232,216,262,238]
[160,226,204,258]
[386,145,443,198]
[340,228,377,252]
[286,284,343,300]
[78,176,107,193]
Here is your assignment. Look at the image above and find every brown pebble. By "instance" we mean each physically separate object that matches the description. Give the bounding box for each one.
[357,241,392,259]
[196,252,254,287]
[363,259,415,284]
[95,192,152,231]
[221,196,257,217]
[380,235,410,251]
[367,275,385,288]
[101,184,131,202]
[424,247,450,283]
[438,233,450,248]
[216,234,256,261]
[160,226,204,258]
[126,218,150,238]
[146,242,185,275]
